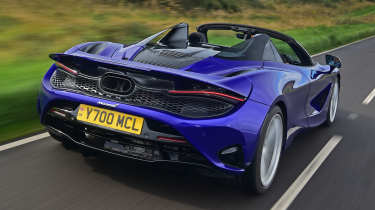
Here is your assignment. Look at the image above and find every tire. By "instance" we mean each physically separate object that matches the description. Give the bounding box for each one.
[240,106,284,194]
[48,131,76,150]
[324,78,339,126]
[48,130,96,156]
[61,140,76,150]
[80,146,97,157]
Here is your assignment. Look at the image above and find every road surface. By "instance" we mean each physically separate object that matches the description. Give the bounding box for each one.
[1,37,375,210]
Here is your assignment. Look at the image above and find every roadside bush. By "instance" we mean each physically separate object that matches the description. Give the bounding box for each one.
[94,0,265,12]
[95,0,375,10]
[158,0,243,12]
[335,17,366,24]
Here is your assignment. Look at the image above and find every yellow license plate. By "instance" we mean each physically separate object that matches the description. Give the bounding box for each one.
[77,104,144,135]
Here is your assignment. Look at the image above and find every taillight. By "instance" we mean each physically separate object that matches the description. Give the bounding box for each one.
[168,90,245,102]
[157,136,187,143]
[56,62,78,75]
[49,108,67,118]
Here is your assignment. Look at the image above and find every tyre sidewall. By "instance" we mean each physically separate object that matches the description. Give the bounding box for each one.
[325,77,339,126]
[242,105,284,194]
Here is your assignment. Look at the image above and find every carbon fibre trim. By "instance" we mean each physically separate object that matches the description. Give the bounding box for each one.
[132,47,218,69]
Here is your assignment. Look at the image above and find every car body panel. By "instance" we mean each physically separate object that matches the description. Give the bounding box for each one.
[38,23,341,175]
[39,64,270,173]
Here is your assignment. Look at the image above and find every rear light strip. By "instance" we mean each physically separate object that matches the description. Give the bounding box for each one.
[157,136,187,143]
[49,108,67,118]
[56,62,78,75]
[168,90,245,102]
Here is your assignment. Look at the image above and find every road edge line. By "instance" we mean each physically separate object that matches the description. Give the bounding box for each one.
[270,135,343,210]
[312,35,375,57]
[0,132,50,152]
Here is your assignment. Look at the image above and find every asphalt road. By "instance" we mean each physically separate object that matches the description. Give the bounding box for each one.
[1,37,375,210]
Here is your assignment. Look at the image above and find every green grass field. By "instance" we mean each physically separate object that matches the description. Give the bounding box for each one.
[1,0,375,143]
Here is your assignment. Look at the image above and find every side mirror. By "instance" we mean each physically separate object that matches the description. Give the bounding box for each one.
[326,54,342,69]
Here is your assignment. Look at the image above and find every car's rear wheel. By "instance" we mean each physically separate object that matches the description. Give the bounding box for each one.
[48,131,76,149]
[49,130,97,156]
[240,106,284,194]
[324,79,339,126]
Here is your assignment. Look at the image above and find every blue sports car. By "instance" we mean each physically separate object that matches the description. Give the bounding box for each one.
[38,23,341,193]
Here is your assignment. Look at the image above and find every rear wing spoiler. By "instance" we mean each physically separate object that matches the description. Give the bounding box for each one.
[50,52,253,98]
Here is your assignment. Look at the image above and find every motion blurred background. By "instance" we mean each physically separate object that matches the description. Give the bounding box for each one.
[0,0,375,142]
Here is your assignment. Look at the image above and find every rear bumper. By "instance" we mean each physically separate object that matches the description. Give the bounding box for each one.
[47,126,214,169]
[38,67,270,175]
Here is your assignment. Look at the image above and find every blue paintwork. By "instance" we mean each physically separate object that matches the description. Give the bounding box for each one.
[38,36,340,174]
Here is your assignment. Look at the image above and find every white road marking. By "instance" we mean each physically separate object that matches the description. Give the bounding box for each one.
[0,132,49,152]
[362,88,375,105]
[270,135,342,210]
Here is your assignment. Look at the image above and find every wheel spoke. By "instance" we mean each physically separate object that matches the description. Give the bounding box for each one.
[260,114,283,187]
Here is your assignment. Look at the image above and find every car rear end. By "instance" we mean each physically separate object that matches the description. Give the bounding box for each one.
[38,54,269,175]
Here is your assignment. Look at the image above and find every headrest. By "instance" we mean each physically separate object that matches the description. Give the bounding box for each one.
[188,32,207,46]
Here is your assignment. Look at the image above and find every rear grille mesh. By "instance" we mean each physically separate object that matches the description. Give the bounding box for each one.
[50,69,234,118]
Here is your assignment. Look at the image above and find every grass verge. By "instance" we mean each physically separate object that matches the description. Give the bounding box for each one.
[0,61,51,142]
